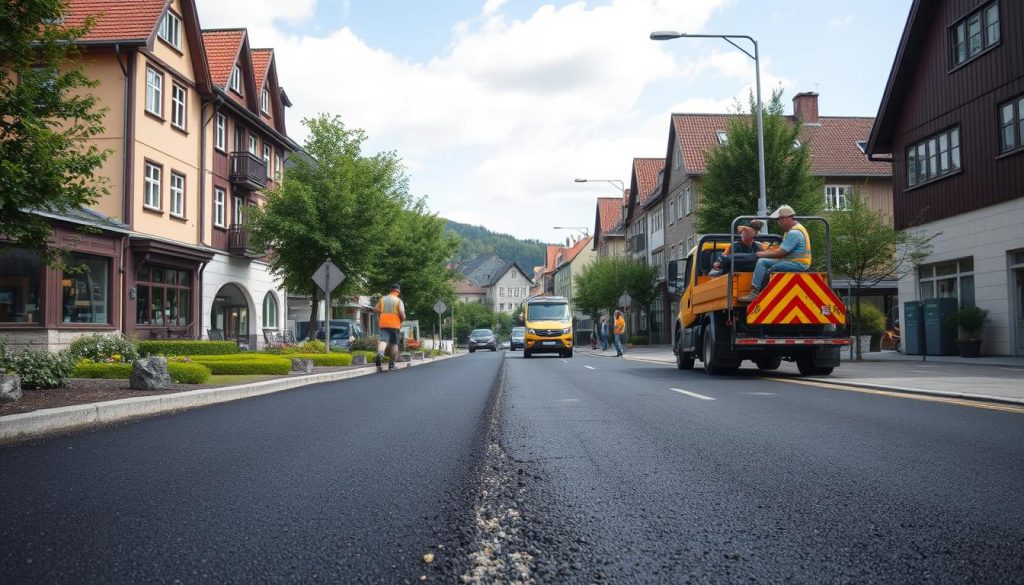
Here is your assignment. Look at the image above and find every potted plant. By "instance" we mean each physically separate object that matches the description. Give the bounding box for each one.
[947,305,990,358]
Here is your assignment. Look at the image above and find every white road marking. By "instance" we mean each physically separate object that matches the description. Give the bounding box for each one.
[670,388,715,401]
[584,365,595,370]
[561,359,568,364]
[557,398,581,402]
[741,392,777,396]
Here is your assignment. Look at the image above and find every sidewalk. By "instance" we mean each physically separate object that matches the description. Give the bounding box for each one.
[590,345,1024,406]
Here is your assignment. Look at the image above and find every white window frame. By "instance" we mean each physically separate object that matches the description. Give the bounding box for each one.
[233,196,243,225]
[158,10,181,50]
[169,172,185,217]
[263,145,271,178]
[684,186,693,215]
[230,66,242,94]
[170,83,186,130]
[145,66,162,117]
[215,113,226,151]
[906,127,960,187]
[716,130,728,145]
[248,135,257,155]
[261,87,270,114]
[998,95,1024,154]
[824,185,851,211]
[214,188,226,227]
[918,258,975,308]
[274,151,282,181]
[951,1,999,66]
[144,162,162,210]
[263,293,279,329]
[668,197,675,225]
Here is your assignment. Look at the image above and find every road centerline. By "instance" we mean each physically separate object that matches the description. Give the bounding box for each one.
[670,388,715,401]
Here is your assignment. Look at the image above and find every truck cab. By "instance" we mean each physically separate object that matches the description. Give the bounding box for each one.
[669,216,849,376]
[523,296,573,358]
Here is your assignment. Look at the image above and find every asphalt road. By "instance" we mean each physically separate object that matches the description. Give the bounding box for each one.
[3,350,1023,584]
[487,350,1024,584]
[0,354,503,584]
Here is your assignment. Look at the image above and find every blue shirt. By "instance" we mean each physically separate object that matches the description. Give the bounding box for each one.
[780,228,808,258]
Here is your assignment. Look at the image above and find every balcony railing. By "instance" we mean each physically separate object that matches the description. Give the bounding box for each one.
[229,152,268,191]
[228,223,259,257]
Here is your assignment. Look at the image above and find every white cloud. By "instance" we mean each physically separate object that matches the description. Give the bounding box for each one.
[194,0,783,242]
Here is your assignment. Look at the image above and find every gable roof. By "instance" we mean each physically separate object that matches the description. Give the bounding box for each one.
[675,113,890,178]
[454,278,486,295]
[560,236,592,266]
[632,158,664,207]
[251,48,273,90]
[63,0,166,44]
[866,0,926,156]
[202,29,246,88]
[483,262,534,287]
[593,197,622,248]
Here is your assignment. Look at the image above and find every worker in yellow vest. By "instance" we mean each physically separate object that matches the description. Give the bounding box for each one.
[739,204,812,303]
[374,283,406,371]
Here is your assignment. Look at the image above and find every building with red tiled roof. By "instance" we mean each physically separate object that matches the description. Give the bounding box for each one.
[592,197,624,258]
[62,0,167,43]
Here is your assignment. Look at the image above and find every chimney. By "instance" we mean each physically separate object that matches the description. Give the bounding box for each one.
[793,92,819,124]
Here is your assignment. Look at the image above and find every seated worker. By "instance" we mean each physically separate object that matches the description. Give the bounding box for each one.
[709,220,764,277]
[738,205,811,303]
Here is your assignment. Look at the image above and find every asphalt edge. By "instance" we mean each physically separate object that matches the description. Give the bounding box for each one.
[0,352,465,444]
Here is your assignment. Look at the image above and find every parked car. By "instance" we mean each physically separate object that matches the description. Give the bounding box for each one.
[467,328,497,352]
[313,320,365,350]
[510,326,526,350]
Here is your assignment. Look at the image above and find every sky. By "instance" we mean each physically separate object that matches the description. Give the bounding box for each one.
[195,0,914,244]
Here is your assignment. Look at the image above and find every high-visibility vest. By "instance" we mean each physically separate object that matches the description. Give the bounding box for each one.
[378,293,403,329]
[614,316,625,335]
[787,222,812,266]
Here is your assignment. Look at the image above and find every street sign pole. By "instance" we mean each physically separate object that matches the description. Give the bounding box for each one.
[433,300,447,353]
[324,270,331,354]
[311,260,346,354]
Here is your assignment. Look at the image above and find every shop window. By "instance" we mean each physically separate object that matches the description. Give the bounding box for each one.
[136,264,193,326]
[62,253,110,324]
[0,245,42,324]
[918,258,975,307]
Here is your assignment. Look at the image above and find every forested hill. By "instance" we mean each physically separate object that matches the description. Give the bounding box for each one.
[445,220,549,271]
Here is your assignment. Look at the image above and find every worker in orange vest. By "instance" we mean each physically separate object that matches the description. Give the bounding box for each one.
[613,309,625,357]
[373,283,406,371]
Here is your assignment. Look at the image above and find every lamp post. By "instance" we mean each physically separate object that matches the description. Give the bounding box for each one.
[574,177,625,194]
[650,31,767,223]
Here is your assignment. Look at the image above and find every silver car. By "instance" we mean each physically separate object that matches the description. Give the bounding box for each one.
[467,329,497,352]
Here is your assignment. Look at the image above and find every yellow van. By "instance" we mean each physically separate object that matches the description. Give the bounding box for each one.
[523,296,573,358]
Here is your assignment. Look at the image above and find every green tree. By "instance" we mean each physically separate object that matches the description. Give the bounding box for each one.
[249,115,408,338]
[828,191,935,359]
[364,200,462,333]
[1,0,109,266]
[573,257,659,341]
[697,88,823,234]
[453,301,493,343]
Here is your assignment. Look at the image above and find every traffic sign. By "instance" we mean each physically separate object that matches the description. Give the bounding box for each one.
[312,260,345,293]
[618,292,631,307]
[433,300,447,315]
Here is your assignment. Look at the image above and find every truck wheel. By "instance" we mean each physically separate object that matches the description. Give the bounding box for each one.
[796,356,833,376]
[755,356,782,371]
[702,323,737,375]
[675,337,695,370]
[523,349,531,359]
[566,348,573,358]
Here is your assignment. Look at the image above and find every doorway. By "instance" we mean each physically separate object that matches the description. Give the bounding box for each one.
[1015,267,1024,355]
[210,283,251,347]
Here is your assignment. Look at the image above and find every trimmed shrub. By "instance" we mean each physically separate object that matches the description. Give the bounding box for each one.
[6,349,76,389]
[629,335,649,346]
[189,357,291,375]
[167,362,212,384]
[349,337,379,352]
[289,353,353,366]
[850,304,886,336]
[72,362,132,379]
[68,333,140,364]
[138,340,240,357]
[190,354,285,363]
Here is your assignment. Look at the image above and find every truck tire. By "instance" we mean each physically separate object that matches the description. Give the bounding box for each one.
[755,356,782,371]
[675,334,695,370]
[523,349,532,358]
[566,348,573,358]
[702,320,738,375]
[796,356,833,376]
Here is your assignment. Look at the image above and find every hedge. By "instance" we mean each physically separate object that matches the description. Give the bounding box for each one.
[288,353,352,366]
[138,341,240,356]
[188,357,291,375]
[72,362,132,379]
[189,354,282,362]
[629,335,649,345]
[71,361,212,384]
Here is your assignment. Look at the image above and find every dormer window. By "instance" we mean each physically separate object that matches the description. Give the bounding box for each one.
[716,130,728,145]
[158,11,181,50]
[230,66,242,94]
[261,87,270,114]
[856,140,868,153]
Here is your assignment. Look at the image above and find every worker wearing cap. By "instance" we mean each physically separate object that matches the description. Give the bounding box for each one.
[738,204,812,303]
[374,283,406,370]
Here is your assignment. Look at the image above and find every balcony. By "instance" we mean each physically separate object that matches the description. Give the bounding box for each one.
[228,224,259,257]
[229,152,268,191]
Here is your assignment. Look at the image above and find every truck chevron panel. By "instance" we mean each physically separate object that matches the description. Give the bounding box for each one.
[746,272,846,325]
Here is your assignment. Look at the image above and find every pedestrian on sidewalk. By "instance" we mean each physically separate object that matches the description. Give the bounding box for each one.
[373,283,406,371]
[598,315,609,351]
[613,310,625,357]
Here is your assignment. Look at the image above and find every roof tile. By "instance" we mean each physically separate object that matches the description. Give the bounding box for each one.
[202,29,246,88]
[596,197,621,234]
[632,158,664,207]
[64,0,166,42]
[251,48,272,90]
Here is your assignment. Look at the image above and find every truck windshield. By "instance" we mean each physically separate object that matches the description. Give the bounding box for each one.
[527,303,570,321]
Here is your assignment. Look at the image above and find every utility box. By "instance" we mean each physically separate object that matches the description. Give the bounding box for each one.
[923,297,959,356]
[903,301,924,355]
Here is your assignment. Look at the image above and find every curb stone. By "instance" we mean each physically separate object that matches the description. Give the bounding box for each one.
[0,352,465,444]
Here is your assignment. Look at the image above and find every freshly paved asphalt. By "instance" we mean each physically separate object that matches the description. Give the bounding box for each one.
[3,350,1023,584]
[487,351,1024,583]
[0,353,502,584]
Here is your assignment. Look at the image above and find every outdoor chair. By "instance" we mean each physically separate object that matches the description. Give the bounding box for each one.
[208,329,225,341]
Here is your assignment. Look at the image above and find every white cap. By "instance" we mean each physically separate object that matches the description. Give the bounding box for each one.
[769,204,796,218]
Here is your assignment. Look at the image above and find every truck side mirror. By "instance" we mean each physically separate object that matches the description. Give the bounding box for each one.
[668,261,678,282]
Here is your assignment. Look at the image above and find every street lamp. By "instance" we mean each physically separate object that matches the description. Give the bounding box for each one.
[553,226,590,237]
[650,31,767,224]
[574,177,625,194]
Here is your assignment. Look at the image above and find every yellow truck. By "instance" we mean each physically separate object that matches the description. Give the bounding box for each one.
[668,216,849,376]
[523,295,574,358]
